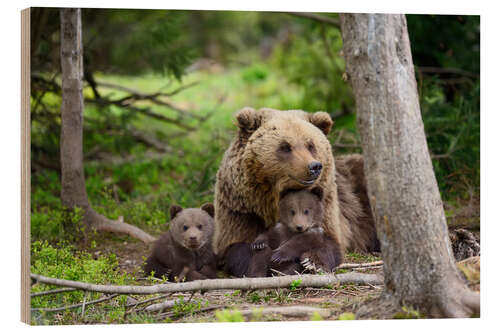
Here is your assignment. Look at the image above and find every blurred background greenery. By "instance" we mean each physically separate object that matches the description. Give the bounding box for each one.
[30,9,479,242]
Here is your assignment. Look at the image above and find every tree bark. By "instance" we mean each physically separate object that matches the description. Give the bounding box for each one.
[59,8,155,244]
[339,13,479,318]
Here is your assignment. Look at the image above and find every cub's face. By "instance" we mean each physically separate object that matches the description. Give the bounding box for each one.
[169,204,215,250]
[279,188,324,233]
[239,109,333,193]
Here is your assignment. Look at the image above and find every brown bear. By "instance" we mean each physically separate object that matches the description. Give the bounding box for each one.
[213,107,378,274]
[144,203,217,281]
[245,187,342,277]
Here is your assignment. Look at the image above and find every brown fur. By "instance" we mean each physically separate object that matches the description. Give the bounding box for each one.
[144,203,217,281]
[246,188,342,277]
[214,108,378,274]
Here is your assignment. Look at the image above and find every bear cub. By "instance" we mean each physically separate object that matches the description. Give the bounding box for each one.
[246,187,342,277]
[144,203,217,281]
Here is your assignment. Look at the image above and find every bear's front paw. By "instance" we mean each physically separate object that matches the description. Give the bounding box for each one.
[270,249,292,264]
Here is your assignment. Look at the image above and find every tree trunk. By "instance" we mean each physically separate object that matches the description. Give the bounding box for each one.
[59,8,155,244]
[339,13,479,318]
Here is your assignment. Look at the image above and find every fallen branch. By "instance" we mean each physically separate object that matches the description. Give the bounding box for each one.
[31,272,383,295]
[31,287,77,297]
[31,293,119,313]
[87,210,156,244]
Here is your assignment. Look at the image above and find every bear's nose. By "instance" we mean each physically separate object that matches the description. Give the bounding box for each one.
[296,225,304,232]
[308,161,322,178]
[189,236,197,241]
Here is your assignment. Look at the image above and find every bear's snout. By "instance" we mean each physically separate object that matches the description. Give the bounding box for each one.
[308,161,323,179]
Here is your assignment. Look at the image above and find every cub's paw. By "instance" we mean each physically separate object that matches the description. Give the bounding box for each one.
[251,241,268,251]
[270,250,293,264]
[300,253,326,274]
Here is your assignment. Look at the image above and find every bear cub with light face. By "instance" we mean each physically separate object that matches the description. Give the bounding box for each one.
[247,187,342,277]
[144,203,217,281]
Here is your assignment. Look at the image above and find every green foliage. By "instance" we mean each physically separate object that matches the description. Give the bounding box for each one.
[421,80,480,198]
[170,295,208,318]
[289,279,302,291]
[242,64,268,85]
[338,312,356,320]
[311,311,324,321]
[393,306,422,319]
[31,241,134,324]
[272,19,354,114]
[215,309,245,322]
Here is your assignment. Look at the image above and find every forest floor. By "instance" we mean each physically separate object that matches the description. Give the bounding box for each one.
[80,233,385,323]
[75,195,480,324]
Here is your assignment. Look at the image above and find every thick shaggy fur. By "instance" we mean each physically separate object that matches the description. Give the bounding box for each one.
[214,108,378,273]
[144,203,217,281]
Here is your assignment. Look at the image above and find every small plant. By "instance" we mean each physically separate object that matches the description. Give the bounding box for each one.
[338,312,356,320]
[246,292,262,303]
[289,278,302,291]
[171,295,206,318]
[393,306,422,319]
[311,311,324,321]
[215,309,245,322]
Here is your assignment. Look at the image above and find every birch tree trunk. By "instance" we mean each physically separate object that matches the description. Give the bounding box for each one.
[339,13,479,318]
[59,8,155,244]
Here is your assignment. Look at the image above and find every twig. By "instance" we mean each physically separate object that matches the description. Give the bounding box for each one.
[31,272,383,295]
[31,293,119,313]
[31,288,77,297]
[239,305,333,319]
[417,66,479,79]
[143,300,177,313]
[285,12,340,28]
[95,80,203,120]
[81,291,88,318]
[337,260,384,269]
[332,143,362,149]
[156,305,225,320]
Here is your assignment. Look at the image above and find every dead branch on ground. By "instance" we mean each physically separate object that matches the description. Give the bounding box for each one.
[31,272,383,295]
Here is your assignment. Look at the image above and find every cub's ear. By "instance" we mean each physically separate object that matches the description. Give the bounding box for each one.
[169,205,183,220]
[235,107,262,134]
[310,186,324,200]
[200,203,215,218]
[309,112,333,135]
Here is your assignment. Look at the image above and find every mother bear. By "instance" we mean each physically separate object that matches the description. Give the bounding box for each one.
[213,107,379,275]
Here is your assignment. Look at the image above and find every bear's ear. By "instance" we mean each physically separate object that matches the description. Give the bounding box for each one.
[309,112,334,135]
[235,107,262,133]
[310,186,324,200]
[169,205,183,220]
[200,203,215,218]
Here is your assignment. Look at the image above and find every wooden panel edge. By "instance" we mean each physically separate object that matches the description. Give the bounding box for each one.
[20,7,31,325]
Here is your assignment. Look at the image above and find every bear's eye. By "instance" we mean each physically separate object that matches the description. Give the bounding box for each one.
[278,142,292,153]
[307,142,316,153]
[183,225,188,231]
[304,209,309,215]
[197,224,203,230]
[291,210,295,216]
